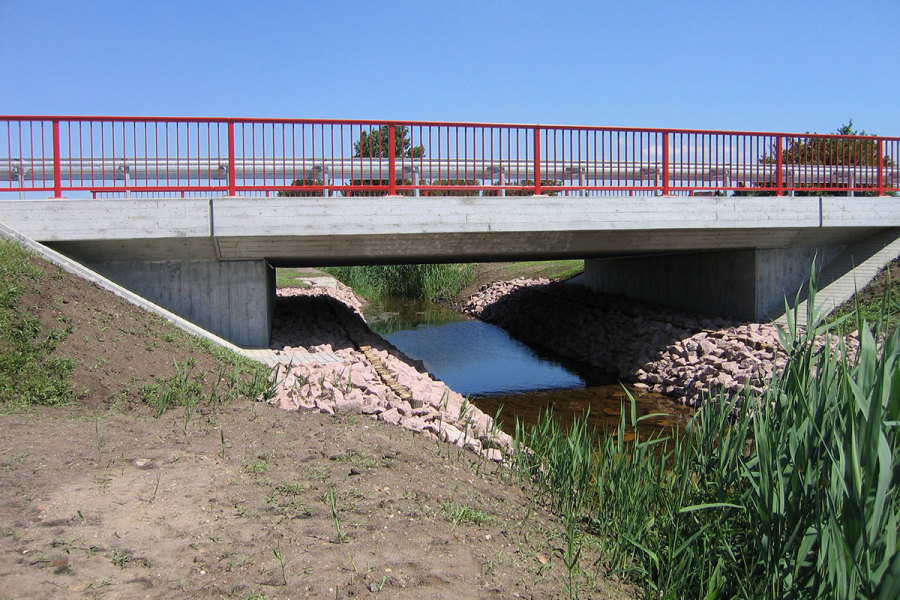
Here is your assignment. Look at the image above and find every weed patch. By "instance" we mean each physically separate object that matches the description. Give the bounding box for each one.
[0,240,75,411]
[139,358,203,417]
[243,453,273,475]
[440,501,496,527]
[268,481,312,518]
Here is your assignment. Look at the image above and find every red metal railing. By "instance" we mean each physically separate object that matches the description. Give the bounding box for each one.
[1,116,898,198]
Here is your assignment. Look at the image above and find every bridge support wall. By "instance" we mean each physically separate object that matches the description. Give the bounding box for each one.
[582,246,844,322]
[90,259,275,347]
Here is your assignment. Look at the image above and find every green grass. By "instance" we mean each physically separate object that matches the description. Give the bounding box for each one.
[291,260,581,302]
[161,325,278,402]
[440,501,496,527]
[0,239,75,411]
[243,453,273,474]
[139,358,203,417]
[134,312,277,416]
[511,267,900,599]
[502,259,584,281]
[274,267,316,289]
[825,258,900,335]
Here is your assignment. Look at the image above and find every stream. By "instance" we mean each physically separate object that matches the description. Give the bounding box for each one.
[364,296,693,435]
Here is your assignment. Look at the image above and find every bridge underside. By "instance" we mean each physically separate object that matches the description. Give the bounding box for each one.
[45,226,875,266]
[1,195,898,346]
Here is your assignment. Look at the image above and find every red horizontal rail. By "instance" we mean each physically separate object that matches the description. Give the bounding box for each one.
[1,116,897,198]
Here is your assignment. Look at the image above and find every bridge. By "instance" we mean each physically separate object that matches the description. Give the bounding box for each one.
[1,116,899,347]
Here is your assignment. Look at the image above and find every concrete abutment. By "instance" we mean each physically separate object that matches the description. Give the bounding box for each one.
[582,246,846,322]
[90,259,275,348]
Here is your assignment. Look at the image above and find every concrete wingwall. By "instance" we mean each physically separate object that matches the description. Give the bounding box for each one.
[90,259,275,348]
[581,245,847,322]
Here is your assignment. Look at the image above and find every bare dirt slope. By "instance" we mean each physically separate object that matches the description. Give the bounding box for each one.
[0,252,629,599]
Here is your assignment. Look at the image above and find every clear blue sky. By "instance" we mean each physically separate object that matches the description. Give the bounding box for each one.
[2,0,898,135]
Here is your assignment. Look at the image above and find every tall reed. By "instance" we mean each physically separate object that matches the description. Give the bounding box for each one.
[511,269,900,599]
[323,263,472,301]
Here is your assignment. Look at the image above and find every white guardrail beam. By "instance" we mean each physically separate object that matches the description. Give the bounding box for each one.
[1,157,898,187]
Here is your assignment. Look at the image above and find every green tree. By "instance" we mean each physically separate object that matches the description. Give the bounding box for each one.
[737,121,891,196]
[349,125,422,196]
[773,121,892,168]
[353,125,424,159]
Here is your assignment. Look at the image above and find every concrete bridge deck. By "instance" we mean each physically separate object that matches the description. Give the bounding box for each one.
[0,194,892,263]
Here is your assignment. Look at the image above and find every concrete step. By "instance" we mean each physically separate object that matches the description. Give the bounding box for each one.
[240,349,343,365]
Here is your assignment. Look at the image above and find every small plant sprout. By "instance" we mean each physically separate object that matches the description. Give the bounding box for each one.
[344,368,353,393]
[148,471,160,503]
[272,544,287,586]
[490,406,504,439]
[111,549,131,569]
[325,487,349,543]
[458,398,471,423]
[94,417,104,463]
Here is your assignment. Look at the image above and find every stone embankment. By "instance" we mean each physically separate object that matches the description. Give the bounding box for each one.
[266,283,512,462]
[463,278,844,408]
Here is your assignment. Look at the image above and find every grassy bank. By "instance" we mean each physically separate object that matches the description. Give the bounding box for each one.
[826,257,900,335]
[0,240,75,410]
[509,276,900,599]
[0,237,273,414]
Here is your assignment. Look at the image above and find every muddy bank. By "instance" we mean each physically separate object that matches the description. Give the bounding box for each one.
[463,278,848,408]
[266,283,513,461]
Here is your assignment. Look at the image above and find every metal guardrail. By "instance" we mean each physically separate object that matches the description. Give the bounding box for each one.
[2,116,897,197]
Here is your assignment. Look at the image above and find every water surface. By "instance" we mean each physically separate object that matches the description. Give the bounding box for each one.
[365,295,693,435]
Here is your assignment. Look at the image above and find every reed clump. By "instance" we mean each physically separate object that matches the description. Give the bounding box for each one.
[511,272,900,599]
[323,263,472,301]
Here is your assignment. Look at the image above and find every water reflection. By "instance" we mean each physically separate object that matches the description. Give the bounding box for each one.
[366,296,464,335]
[475,386,694,439]
[367,296,583,396]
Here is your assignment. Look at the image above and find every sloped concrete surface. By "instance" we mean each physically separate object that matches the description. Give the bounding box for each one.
[775,228,900,324]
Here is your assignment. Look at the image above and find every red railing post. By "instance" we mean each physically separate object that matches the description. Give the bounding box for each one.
[877,138,885,197]
[227,121,237,196]
[388,124,397,195]
[662,131,670,195]
[775,135,784,196]
[533,126,542,195]
[52,119,62,198]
